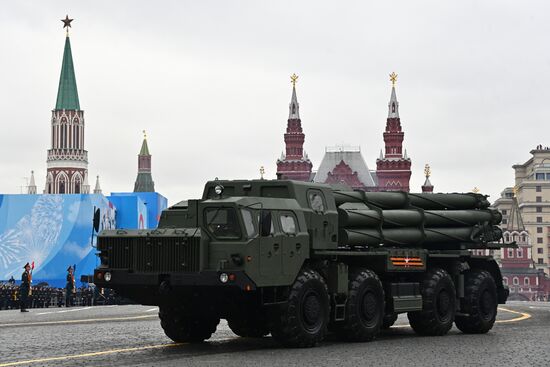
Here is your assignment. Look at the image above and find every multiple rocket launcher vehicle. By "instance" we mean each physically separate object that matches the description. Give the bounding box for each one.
[94,180,509,348]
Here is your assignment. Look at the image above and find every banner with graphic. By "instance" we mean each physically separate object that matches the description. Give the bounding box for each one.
[0,194,115,285]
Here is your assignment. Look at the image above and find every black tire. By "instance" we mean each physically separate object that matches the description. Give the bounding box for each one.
[271,269,330,348]
[408,268,456,336]
[455,270,498,334]
[339,269,385,342]
[228,313,269,338]
[159,306,220,343]
[382,313,398,329]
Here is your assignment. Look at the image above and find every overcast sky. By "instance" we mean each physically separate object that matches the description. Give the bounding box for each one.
[1,1,549,205]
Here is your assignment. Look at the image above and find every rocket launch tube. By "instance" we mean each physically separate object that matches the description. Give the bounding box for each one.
[339,225,502,247]
[338,209,502,228]
[333,190,491,210]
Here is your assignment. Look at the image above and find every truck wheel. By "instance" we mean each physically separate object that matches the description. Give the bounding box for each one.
[382,313,398,329]
[455,270,497,334]
[159,306,220,343]
[228,315,269,338]
[339,269,384,342]
[408,268,456,336]
[271,269,330,348]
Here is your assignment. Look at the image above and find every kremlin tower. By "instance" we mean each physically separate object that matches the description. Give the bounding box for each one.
[375,73,412,192]
[133,132,155,192]
[45,16,89,194]
[276,74,313,181]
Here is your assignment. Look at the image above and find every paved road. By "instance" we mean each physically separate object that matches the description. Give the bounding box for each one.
[0,301,547,367]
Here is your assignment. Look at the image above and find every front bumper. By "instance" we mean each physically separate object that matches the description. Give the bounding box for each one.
[93,269,257,291]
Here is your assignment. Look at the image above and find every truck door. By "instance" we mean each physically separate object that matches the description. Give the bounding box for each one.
[279,211,305,276]
[307,189,332,248]
[259,210,283,277]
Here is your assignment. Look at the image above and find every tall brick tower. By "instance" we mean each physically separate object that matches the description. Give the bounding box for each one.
[375,73,412,191]
[276,74,313,181]
[45,16,89,194]
[134,131,155,192]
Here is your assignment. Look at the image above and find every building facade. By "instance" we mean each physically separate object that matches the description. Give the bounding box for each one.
[276,75,313,181]
[494,146,550,275]
[498,194,549,300]
[45,28,89,194]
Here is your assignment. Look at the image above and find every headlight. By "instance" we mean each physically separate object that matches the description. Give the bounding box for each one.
[104,272,112,282]
[219,273,228,283]
[214,185,224,195]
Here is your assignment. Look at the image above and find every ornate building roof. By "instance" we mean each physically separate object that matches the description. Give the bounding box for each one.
[314,146,376,189]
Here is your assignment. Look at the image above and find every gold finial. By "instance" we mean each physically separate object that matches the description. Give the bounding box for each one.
[472,187,480,193]
[389,72,398,87]
[290,74,299,88]
[424,164,431,178]
[260,166,265,179]
[143,130,147,140]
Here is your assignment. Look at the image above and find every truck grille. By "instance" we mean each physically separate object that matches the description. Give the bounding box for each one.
[99,236,201,272]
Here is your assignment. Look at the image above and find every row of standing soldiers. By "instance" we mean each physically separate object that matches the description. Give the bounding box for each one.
[1,263,119,311]
[19,263,75,311]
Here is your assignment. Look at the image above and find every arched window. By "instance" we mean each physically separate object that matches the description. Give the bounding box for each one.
[513,277,519,285]
[59,176,66,194]
[74,177,81,194]
[503,277,508,285]
[524,277,530,286]
[517,248,523,258]
[508,249,514,258]
[60,124,65,149]
[74,125,80,149]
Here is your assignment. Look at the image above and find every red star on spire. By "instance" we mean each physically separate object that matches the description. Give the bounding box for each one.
[61,15,74,29]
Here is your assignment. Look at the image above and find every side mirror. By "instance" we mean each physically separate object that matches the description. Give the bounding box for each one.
[93,207,101,233]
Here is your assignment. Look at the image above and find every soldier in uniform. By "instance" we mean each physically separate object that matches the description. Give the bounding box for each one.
[65,266,76,307]
[20,263,31,312]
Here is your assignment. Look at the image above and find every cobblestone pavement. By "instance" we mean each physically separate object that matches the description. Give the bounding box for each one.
[0,301,548,367]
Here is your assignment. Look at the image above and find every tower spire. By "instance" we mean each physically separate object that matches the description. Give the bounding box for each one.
[134,132,155,192]
[56,16,80,110]
[289,73,300,119]
[388,72,399,118]
[376,72,411,192]
[46,17,88,194]
[276,74,312,181]
[421,164,434,193]
[93,175,102,194]
[28,171,37,194]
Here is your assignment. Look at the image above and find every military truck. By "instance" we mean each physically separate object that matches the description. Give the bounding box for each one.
[94,180,509,347]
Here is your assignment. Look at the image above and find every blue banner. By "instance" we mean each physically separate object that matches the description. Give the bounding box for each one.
[0,194,115,285]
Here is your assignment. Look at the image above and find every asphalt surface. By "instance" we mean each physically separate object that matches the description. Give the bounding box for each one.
[0,301,547,367]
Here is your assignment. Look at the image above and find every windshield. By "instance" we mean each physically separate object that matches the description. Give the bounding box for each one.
[205,208,241,239]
